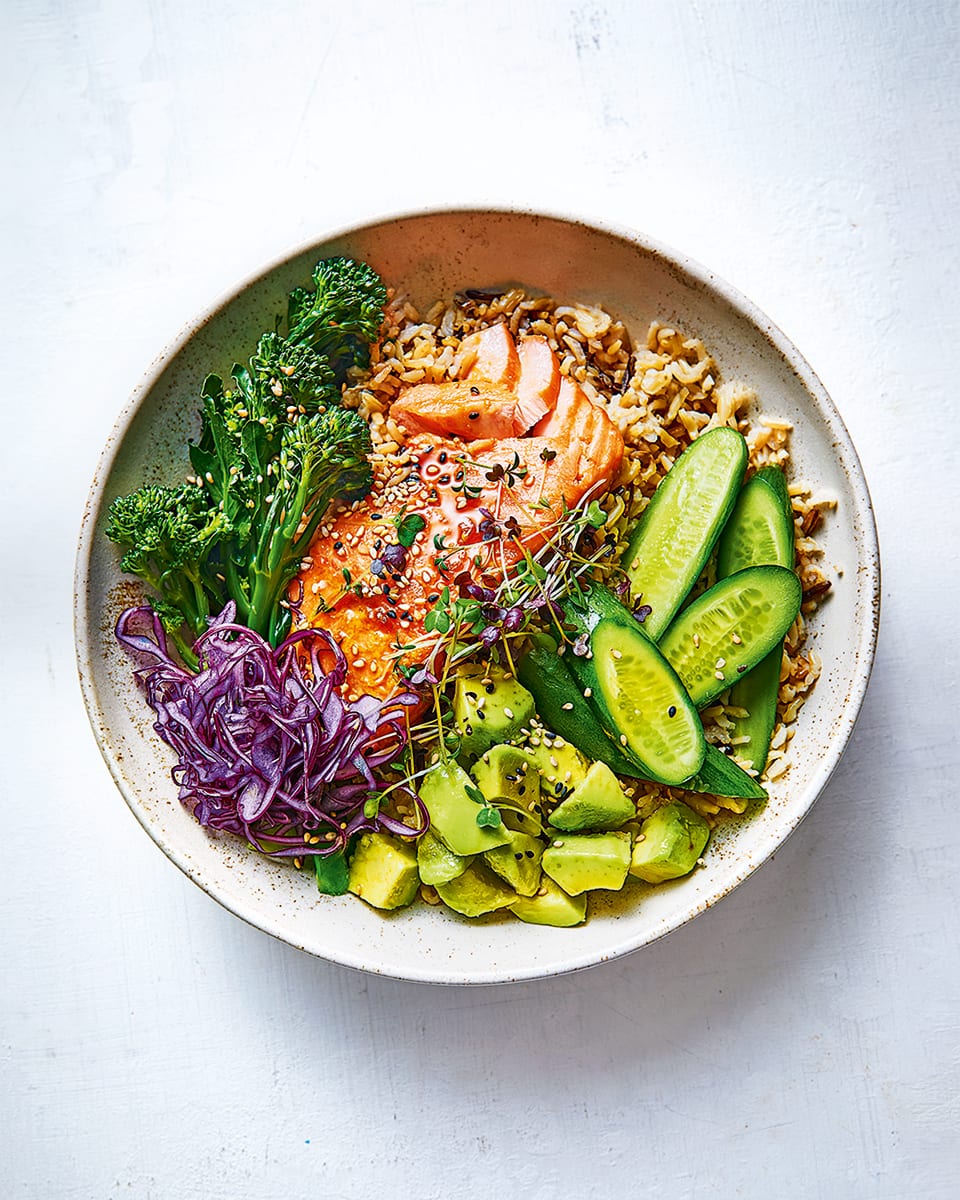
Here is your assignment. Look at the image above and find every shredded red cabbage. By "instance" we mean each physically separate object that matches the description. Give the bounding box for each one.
[115,604,426,859]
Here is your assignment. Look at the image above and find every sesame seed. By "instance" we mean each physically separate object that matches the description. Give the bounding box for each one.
[503,707,514,719]
[693,633,700,648]
[619,734,628,746]
[561,702,574,710]
[715,670,725,680]
[731,633,742,644]
[583,687,592,698]
[715,657,726,669]
[611,648,622,659]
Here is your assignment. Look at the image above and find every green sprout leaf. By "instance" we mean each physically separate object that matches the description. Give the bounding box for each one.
[476,807,503,828]
[395,512,426,548]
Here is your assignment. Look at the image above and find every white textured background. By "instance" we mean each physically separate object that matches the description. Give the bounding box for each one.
[3,2,959,1196]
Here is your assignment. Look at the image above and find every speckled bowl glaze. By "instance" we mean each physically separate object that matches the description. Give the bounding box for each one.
[75,209,880,985]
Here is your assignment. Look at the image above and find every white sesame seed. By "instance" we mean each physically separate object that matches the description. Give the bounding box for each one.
[731,633,742,644]
[561,702,574,710]
[583,687,592,698]
[503,707,514,719]
[611,648,622,659]
[619,734,628,746]
[715,670,725,680]
[716,657,726,669]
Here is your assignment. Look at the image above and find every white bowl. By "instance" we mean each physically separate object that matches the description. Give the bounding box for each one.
[75,208,880,984]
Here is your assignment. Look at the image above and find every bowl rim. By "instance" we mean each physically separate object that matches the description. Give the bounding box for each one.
[74,204,881,984]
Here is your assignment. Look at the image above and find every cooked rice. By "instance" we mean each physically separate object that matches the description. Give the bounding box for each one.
[342,287,834,824]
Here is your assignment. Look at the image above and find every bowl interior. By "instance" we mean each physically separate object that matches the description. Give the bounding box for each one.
[76,210,879,983]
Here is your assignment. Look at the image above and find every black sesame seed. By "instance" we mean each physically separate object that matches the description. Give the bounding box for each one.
[334,541,344,551]
[468,411,480,420]
[438,451,447,464]
[470,386,480,396]
[668,705,677,717]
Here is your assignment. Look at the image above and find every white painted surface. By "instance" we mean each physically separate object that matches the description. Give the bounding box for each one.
[2,1,957,1196]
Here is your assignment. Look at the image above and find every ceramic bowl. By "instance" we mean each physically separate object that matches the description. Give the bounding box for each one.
[75,208,880,984]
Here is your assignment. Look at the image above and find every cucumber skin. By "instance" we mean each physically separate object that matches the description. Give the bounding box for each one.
[622,426,748,639]
[689,743,767,803]
[716,466,795,773]
[659,565,802,709]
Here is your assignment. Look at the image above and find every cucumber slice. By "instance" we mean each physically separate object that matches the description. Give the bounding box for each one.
[516,640,647,778]
[518,636,766,802]
[715,466,795,772]
[659,565,802,708]
[622,426,747,639]
[716,468,794,579]
[590,619,705,786]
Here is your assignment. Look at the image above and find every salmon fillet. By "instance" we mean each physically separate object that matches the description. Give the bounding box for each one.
[295,330,624,700]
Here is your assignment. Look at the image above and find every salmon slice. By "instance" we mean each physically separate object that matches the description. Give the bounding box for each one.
[456,321,520,388]
[390,330,560,440]
[296,337,624,701]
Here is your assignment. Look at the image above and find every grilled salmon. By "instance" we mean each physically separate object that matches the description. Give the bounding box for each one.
[296,327,624,700]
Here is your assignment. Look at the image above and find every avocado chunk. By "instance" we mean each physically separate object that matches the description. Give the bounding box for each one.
[524,734,589,802]
[629,801,710,884]
[436,861,517,917]
[418,760,512,857]
[471,744,540,807]
[416,829,473,886]
[453,666,536,758]
[541,831,631,896]
[548,760,636,832]
[470,744,544,832]
[348,832,420,910]
[510,877,588,927]
[483,829,544,896]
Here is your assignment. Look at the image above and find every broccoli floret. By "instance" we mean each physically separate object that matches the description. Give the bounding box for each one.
[286,257,387,377]
[106,484,226,661]
[249,332,340,414]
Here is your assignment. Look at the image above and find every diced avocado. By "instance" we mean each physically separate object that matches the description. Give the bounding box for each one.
[629,801,710,884]
[470,744,544,833]
[548,760,636,832]
[418,760,512,856]
[510,878,588,927]
[471,744,540,807]
[453,666,536,758]
[435,861,517,917]
[416,829,473,886]
[483,829,544,896]
[525,734,590,802]
[347,832,420,910]
[541,831,632,896]
[313,849,350,895]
